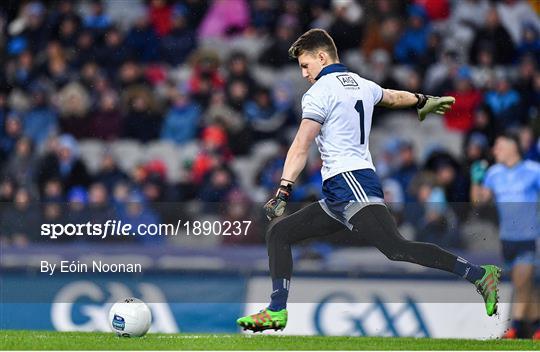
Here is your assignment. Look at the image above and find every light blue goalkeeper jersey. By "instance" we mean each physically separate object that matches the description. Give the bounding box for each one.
[483,160,540,241]
[301,64,383,181]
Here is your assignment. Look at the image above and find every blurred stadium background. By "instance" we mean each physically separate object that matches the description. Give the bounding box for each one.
[0,0,539,339]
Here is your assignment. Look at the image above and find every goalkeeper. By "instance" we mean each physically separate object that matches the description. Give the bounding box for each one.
[237,29,500,332]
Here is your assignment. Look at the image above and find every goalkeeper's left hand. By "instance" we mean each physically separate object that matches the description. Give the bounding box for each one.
[263,184,292,221]
[415,94,455,121]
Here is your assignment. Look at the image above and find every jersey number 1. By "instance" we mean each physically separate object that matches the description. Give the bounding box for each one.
[355,100,365,144]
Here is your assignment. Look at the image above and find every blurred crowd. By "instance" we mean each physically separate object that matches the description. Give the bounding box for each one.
[0,0,539,249]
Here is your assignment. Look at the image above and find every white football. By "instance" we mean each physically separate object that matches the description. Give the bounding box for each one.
[108,298,152,337]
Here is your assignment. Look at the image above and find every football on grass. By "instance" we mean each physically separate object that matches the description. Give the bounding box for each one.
[108,298,152,337]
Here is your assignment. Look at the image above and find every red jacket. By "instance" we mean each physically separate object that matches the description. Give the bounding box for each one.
[443,90,483,132]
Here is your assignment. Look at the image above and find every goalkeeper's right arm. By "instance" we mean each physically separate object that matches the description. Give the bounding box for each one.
[377,89,455,121]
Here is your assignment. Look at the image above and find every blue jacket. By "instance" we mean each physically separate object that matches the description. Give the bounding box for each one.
[160,103,201,144]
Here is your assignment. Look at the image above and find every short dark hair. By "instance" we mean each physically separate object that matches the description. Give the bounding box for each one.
[498,131,522,156]
[288,29,339,61]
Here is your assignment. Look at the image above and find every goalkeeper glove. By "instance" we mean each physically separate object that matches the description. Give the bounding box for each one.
[415,94,455,121]
[263,183,292,220]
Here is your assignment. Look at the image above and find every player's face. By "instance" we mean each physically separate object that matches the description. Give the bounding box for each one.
[298,52,324,84]
[493,137,518,164]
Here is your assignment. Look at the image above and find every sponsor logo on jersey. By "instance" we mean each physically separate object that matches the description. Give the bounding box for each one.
[336,74,358,87]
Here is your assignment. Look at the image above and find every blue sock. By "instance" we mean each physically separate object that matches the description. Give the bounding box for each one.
[453,257,485,284]
[268,278,289,311]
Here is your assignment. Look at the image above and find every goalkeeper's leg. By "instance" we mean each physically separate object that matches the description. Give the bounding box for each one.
[237,202,344,331]
[349,204,501,316]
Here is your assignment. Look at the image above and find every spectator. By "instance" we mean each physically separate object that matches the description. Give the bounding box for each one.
[148,0,173,37]
[272,80,297,127]
[188,50,225,107]
[111,180,130,212]
[87,182,119,240]
[41,178,63,202]
[463,132,490,183]
[41,202,66,241]
[382,178,405,223]
[226,79,250,113]
[390,140,419,202]
[394,5,431,66]
[89,91,124,140]
[244,86,287,139]
[97,26,129,77]
[159,4,196,65]
[191,125,232,185]
[54,14,80,50]
[220,189,263,245]
[414,0,450,22]
[410,172,461,248]
[125,13,160,63]
[259,15,299,67]
[290,158,323,202]
[360,50,399,90]
[83,0,111,32]
[484,73,523,132]
[160,83,202,145]
[94,153,128,192]
[118,191,161,244]
[443,66,483,132]
[4,137,36,188]
[449,0,489,49]
[469,7,515,65]
[56,81,91,138]
[534,71,540,113]
[198,0,250,39]
[71,30,98,69]
[250,0,277,34]
[0,177,17,203]
[226,51,257,92]
[328,0,363,53]
[198,166,236,203]
[0,113,23,163]
[361,0,404,55]
[425,152,469,203]
[123,93,162,143]
[515,55,537,120]
[204,90,248,155]
[7,50,36,89]
[464,106,496,149]
[44,53,73,89]
[65,186,89,225]
[424,50,460,95]
[36,134,91,194]
[519,126,540,162]
[470,49,497,90]
[0,87,9,130]
[257,139,288,194]
[375,139,401,179]
[20,2,49,54]
[117,61,150,90]
[23,84,58,146]
[308,1,333,31]
[0,187,40,246]
[517,24,540,64]
[48,0,81,37]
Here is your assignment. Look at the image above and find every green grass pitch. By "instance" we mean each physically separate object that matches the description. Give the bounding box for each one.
[1,331,538,350]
